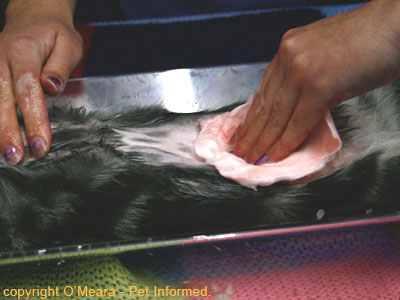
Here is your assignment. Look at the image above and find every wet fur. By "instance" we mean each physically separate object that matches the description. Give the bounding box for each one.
[1,83,400,251]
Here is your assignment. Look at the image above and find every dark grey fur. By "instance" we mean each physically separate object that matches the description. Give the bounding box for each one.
[0,83,400,251]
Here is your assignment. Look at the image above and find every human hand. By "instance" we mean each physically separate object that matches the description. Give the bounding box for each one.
[0,0,82,164]
[235,0,400,164]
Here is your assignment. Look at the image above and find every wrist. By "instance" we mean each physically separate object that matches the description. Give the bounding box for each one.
[6,0,77,26]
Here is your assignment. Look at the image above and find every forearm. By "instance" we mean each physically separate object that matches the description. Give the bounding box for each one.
[6,0,77,25]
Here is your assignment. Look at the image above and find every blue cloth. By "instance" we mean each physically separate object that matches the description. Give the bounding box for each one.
[81,2,365,77]
[83,8,324,76]
[119,0,307,20]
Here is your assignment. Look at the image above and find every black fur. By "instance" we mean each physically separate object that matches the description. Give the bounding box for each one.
[1,83,400,251]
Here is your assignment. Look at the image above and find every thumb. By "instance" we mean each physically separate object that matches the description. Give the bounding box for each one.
[40,31,83,95]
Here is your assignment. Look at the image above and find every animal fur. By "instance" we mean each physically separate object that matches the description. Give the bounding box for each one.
[0,83,400,251]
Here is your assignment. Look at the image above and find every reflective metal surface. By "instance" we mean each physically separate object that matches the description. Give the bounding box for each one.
[1,213,399,266]
[47,62,268,113]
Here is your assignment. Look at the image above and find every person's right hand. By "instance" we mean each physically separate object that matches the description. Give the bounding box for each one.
[0,0,82,164]
[234,0,400,164]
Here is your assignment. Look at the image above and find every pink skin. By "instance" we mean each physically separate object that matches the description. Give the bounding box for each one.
[0,0,82,164]
[235,0,400,164]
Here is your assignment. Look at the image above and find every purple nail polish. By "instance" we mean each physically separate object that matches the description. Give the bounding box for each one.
[32,138,47,158]
[47,75,62,86]
[33,139,41,151]
[254,153,268,165]
[46,75,64,93]
[5,147,21,164]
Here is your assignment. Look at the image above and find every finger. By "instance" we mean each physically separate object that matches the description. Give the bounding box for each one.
[246,80,300,164]
[235,58,285,158]
[235,90,262,141]
[9,42,51,158]
[257,55,277,94]
[267,93,327,162]
[236,57,278,141]
[41,31,83,95]
[0,70,24,164]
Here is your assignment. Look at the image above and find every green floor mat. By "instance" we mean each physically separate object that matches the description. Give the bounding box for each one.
[0,256,185,300]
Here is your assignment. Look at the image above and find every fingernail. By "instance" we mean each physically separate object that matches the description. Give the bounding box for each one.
[46,75,64,94]
[254,153,268,165]
[32,138,48,158]
[5,147,22,165]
